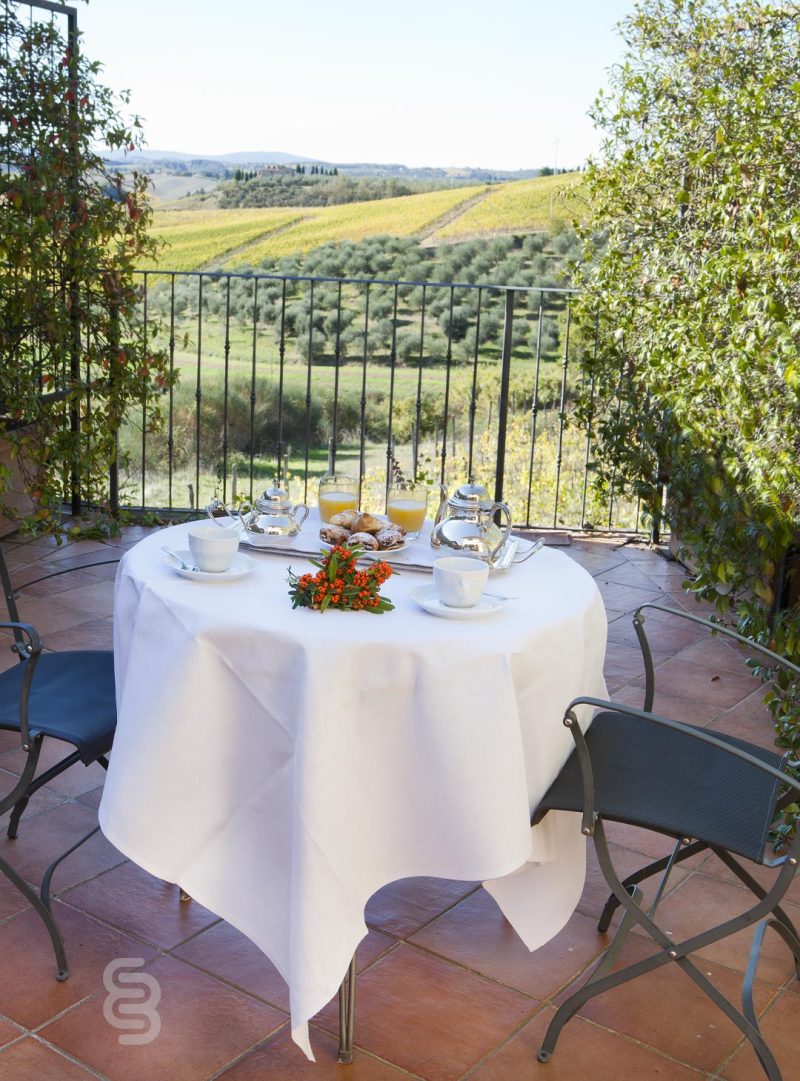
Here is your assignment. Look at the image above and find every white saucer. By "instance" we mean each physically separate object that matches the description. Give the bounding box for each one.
[165,550,256,582]
[409,584,508,620]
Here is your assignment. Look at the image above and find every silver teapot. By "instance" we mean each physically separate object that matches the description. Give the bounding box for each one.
[431,481,512,565]
[238,485,309,544]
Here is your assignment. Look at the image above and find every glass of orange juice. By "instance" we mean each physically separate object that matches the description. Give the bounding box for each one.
[318,473,358,523]
[386,482,429,539]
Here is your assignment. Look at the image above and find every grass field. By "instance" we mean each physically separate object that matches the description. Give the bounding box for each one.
[433,172,585,240]
[141,208,304,272]
[145,174,582,273]
[144,187,487,272]
[227,185,488,267]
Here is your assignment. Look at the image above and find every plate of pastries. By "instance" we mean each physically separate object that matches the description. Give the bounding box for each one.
[319,510,407,554]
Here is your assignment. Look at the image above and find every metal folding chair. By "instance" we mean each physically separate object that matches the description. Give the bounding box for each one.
[533,603,800,1081]
[0,541,118,978]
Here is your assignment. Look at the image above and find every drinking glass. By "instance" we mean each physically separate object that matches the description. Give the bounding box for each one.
[318,473,358,523]
[386,482,429,539]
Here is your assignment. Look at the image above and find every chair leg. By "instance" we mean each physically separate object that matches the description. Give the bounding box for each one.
[5,749,82,839]
[741,920,779,1081]
[337,952,357,1064]
[0,740,42,831]
[763,919,800,976]
[41,825,100,910]
[743,916,800,1041]
[589,884,643,983]
[538,945,673,1062]
[538,937,779,1080]
[541,820,792,1080]
[539,858,678,1063]
[597,839,707,932]
[712,847,800,977]
[6,795,30,840]
[0,853,68,980]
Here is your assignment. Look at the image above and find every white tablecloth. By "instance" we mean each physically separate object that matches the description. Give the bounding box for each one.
[100,517,607,1058]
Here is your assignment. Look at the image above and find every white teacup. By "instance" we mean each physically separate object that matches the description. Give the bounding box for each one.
[433,556,489,608]
[188,522,240,573]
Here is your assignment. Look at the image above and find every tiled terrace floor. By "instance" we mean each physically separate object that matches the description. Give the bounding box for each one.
[0,527,797,1081]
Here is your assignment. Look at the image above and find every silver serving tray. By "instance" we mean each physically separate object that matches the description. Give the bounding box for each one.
[384,536,533,576]
[490,535,519,572]
[238,537,319,557]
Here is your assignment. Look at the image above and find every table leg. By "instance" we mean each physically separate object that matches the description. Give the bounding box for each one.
[337,952,357,1064]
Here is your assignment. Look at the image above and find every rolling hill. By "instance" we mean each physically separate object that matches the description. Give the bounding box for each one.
[143,172,583,272]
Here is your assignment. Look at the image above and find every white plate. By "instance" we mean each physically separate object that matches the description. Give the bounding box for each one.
[164,550,256,582]
[409,584,508,620]
[319,536,408,557]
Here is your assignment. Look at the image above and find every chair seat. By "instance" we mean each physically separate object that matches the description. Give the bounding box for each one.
[537,711,785,864]
[0,652,116,765]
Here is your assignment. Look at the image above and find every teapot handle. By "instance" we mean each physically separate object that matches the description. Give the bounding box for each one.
[489,502,513,563]
[206,498,235,525]
[238,501,254,530]
[293,503,309,528]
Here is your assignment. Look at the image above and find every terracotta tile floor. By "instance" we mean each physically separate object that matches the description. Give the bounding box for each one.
[0,528,796,1081]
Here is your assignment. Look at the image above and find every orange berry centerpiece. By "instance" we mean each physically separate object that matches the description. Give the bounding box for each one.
[287,545,394,613]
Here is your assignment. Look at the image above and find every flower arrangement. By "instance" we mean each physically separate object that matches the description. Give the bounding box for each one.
[287,545,394,613]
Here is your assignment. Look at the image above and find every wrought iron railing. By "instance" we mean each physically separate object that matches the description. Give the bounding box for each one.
[117,268,644,532]
[1,0,645,534]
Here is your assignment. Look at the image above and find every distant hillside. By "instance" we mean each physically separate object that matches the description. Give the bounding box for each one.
[109,150,568,186]
[147,174,222,201]
[216,171,478,210]
[119,149,315,166]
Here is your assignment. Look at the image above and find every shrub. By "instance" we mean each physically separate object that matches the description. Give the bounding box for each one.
[0,8,171,530]
[574,0,800,784]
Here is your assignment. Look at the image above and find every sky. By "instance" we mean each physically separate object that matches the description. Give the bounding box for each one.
[65,0,637,171]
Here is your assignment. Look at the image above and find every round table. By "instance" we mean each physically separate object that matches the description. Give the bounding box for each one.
[100,517,607,1058]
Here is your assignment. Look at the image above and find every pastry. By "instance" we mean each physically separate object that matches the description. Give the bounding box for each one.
[320,524,350,546]
[350,512,383,535]
[375,526,405,549]
[348,531,379,550]
[330,510,359,529]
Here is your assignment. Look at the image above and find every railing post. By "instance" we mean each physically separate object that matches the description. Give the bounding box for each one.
[494,289,515,504]
[651,495,662,545]
[108,298,120,517]
[66,3,81,517]
[652,414,667,544]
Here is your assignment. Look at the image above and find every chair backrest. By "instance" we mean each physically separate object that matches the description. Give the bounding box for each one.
[563,694,800,862]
